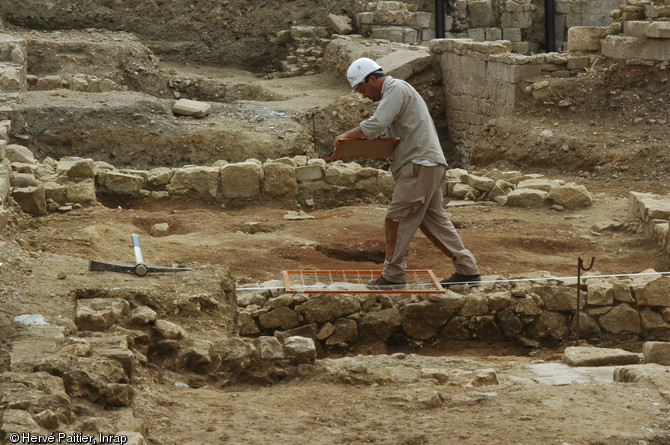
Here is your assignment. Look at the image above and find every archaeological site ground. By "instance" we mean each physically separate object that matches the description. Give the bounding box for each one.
[1,1,670,444]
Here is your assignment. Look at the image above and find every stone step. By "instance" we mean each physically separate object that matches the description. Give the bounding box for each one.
[624,20,670,39]
[601,34,670,61]
[646,4,670,18]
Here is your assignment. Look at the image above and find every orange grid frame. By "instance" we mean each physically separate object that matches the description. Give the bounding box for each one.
[282,269,444,294]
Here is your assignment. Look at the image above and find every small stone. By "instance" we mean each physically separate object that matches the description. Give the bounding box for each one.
[57,271,67,279]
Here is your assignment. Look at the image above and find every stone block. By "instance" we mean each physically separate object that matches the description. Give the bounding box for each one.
[296,165,322,181]
[12,185,47,215]
[469,0,492,28]
[377,49,432,80]
[262,162,298,197]
[327,14,353,35]
[172,99,211,118]
[567,26,606,51]
[371,26,404,43]
[485,27,502,40]
[104,171,145,195]
[503,27,522,42]
[511,41,531,55]
[468,28,486,41]
[647,22,670,39]
[566,56,591,70]
[167,166,219,200]
[624,21,650,38]
[643,341,670,365]
[602,35,670,61]
[221,162,262,198]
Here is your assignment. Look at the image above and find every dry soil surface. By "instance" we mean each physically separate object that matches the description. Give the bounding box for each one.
[2,61,670,444]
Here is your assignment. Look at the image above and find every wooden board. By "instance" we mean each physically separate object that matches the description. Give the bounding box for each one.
[331,137,400,159]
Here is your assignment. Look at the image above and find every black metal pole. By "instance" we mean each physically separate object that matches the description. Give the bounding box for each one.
[545,0,555,52]
[435,0,445,39]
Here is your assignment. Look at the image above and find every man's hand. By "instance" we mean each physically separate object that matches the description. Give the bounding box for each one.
[333,127,366,149]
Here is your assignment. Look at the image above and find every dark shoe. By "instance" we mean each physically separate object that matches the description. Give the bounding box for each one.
[440,273,481,288]
[367,276,406,289]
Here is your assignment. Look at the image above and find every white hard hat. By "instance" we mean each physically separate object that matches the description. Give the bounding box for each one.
[346,57,382,92]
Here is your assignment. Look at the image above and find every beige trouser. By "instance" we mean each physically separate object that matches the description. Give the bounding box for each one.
[382,163,479,283]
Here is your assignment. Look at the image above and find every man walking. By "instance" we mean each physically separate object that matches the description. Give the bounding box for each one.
[334,57,480,289]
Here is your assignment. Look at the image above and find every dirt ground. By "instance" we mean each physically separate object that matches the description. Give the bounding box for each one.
[2,33,670,445]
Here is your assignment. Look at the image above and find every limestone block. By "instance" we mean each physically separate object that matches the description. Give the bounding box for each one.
[376,1,408,11]
[238,312,260,335]
[643,341,670,365]
[485,27,502,40]
[12,185,47,215]
[130,306,158,326]
[0,167,9,201]
[547,183,593,209]
[403,298,462,340]
[585,278,613,306]
[290,25,329,39]
[511,41,531,54]
[154,319,188,339]
[151,222,169,237]
[70,75,89,92]
[283,336,316,364]
[563,346,641,366]
[171,98,211,118]
[76,298,130,331]
[33,75,64,91]
[624,21,650,38]
[57,158,95,178]
[415,12,432,28]
[325,318,358,346]
[296,164,322,181]
[645,4,670,19]
[147,167,172,187]
[566,56,591,70]
[252,336,285,361]
[503,27,522,42]
[66,178,97,203]
[371,26,404,43]
[505,188,547,207]
[10,171,37,187]
[220,162,261,198]
[359,308,402,342]
[599,304,641,334]
[325,163,358,186]
[259,307,300,329]
[633,276,670,307]
[468,28,486,41]
[403,28,418,45]
[0,66,23,91]
[567,26,606,51]
[296,293,361,323]
[167,166,219,200]
[647,21,670,39]
[104,171,145,195]
[461,173,495,193]
[377,49,432,80]
[6,144,35,164]
[602,35,670,61]
[469,0,492,27]
[262,162,298,197]
[534,284,581,311]
[327,14,353,35]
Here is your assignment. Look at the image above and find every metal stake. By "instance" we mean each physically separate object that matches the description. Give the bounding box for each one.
[576,255,595,345]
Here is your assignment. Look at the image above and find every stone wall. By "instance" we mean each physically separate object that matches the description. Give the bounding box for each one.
[628,191,670,255]
[236,269,670,352]
[430,38,592,164]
